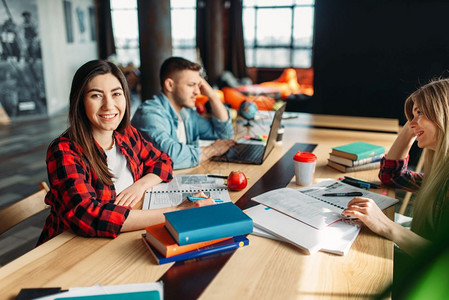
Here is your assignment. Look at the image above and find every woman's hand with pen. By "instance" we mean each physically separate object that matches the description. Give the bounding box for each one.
[177,191,215,210]
[342,197,395,239]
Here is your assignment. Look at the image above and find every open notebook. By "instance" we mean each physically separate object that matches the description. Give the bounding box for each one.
[247,179,398,255]
[143,174,231,210]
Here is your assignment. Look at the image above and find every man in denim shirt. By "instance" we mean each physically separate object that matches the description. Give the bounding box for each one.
[132,57,235,169]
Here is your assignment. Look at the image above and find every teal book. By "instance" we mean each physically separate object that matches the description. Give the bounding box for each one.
[164,202,253,245]
[142,234,249,265]
[60,291,160,300]
[331,142,385,161]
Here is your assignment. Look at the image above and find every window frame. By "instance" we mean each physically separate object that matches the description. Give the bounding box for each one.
[110,1,197,66]
[243,2,315,68]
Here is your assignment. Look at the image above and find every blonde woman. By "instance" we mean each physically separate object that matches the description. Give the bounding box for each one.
[343,79,449,256]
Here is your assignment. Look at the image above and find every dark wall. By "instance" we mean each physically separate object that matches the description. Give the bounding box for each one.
[294,0,449,124]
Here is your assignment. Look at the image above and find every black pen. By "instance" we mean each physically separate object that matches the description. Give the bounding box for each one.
[207,174,228,179]
[208,174,250,179]
[341,178,370,189]
[322,192,363,197]
[343,176,381,189]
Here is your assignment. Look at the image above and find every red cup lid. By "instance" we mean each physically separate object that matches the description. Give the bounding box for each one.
[293,152,317,162]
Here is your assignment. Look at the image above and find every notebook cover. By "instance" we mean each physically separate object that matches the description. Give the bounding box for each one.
[164,202,253,245]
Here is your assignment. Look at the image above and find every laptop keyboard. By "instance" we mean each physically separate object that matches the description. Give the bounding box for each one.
[227,143,265,162]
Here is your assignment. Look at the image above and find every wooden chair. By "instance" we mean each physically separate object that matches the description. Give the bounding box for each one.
[0,182,50,235]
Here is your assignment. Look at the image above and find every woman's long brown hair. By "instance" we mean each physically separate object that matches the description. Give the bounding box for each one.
[67,60,131,186]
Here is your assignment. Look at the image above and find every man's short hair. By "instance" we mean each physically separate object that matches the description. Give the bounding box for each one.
[159,57,202,89]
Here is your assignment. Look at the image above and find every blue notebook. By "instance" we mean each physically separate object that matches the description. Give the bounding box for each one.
[142,234,249,265]
[164,202,253,245]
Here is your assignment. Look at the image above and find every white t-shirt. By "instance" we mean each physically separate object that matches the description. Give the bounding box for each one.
[176,113,187,144]
[104,141,134,195]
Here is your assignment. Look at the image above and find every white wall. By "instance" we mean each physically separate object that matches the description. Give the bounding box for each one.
[38,0,98,116]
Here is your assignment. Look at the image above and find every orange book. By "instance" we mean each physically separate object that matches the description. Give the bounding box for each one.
[145,223,229,257]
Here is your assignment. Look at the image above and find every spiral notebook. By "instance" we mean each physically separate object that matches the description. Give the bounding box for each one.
[143,175,231,210]
[252,179,398,230]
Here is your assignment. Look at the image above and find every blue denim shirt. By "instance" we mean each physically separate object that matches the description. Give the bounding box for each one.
[131,93,233,169]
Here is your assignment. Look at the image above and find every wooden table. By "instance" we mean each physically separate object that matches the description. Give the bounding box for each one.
[0,115,399,299]
[255,110,399,133]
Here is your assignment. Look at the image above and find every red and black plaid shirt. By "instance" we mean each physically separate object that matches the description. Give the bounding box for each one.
[38,126,173,245]
[378,156,423,192]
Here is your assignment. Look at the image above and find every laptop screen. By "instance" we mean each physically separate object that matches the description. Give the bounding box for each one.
[261,103,286,161]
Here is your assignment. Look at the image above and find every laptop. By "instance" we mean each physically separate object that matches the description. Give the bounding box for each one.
[211,103,286,165]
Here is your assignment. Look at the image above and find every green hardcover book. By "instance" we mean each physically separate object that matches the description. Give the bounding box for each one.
[331,142,385,161]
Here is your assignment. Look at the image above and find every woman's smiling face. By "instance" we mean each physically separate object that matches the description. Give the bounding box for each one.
[83,73,126,140]
[409,102,439,150]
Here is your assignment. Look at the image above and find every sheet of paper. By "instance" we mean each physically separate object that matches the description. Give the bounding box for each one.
[252,187,342,229]
[246,204,360,255]
[152,174,226,192]
[148,189,231,209]
[252,179,398,229]
[298,179,398,210]
[319,221,361,255]
[245,204,323,254]
[251,220,360,256]
[143,174,231,210]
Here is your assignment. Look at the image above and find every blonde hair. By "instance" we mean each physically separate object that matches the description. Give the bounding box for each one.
[404,78,449,238]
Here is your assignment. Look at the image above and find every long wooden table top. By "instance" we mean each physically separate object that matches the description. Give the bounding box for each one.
[288,112,399,133]
[0,116,399,299]
[257,111,399,133]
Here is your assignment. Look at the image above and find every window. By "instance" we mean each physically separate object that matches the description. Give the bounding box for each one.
[110,0,197,67]
[110,0,139,66]
[171,0,197,61]
[243,0,315,68]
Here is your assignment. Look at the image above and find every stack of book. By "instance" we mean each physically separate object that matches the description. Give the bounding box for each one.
[327,141,385,173]
[142,202,253,264]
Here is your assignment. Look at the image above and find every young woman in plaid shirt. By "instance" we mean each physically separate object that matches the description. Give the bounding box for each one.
[343,79,449,256]
[38,60,213,245]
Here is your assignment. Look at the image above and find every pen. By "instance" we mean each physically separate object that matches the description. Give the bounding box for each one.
[207,175,228,179]
[343,176,381,189]
[322,192,363,197]
[341,178,370,189]
[187,196,224,203]
[207,174,250,179]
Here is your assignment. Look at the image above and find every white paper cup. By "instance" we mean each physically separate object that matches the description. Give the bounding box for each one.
[276,126,285,145]
[293,152,317,186]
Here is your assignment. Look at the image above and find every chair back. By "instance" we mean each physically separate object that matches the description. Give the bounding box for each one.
[0,182,50,235]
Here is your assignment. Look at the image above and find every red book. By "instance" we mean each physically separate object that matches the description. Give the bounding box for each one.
[145,223,229,257]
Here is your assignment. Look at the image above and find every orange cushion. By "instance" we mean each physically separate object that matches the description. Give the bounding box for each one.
[222,87,247,110]
[260,68,302,99]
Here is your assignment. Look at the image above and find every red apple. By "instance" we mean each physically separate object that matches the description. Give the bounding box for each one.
[227,171,248,191]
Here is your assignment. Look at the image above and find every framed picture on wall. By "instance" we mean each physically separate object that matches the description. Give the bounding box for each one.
[63,0,74,43]
[0,0,47,119]
[88,6,96,41]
